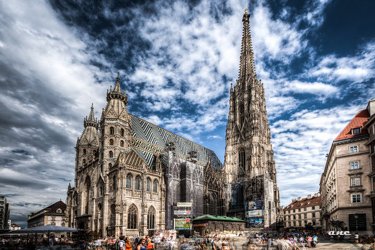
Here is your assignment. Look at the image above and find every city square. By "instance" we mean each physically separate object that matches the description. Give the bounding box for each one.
[0,0,374,249]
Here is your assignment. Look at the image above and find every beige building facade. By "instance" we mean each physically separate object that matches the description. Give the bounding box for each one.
[283,194,321,230]
[28,201,67,228]
[320,103,372,233]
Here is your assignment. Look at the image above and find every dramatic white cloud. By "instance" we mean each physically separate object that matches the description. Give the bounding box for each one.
[272,104,362,203]
[309,42,375,83]
[0,0,110,222]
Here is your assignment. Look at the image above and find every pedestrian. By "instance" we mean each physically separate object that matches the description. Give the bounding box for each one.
[306,235,312,248]
[136,238,146,250]
[125,237,132,250]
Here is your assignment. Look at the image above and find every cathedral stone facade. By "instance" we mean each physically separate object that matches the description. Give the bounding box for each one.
[224,9,280,228]
[66,9,279,237]
[66,77,225,237]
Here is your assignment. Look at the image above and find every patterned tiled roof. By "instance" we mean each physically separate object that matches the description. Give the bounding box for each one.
[335,109,369,141]
[130,115,223,169]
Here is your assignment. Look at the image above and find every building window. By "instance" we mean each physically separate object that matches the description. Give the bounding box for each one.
[83,149,86,155]
[349,214,367,231]
[349,145,359,153]
[109,151,113,158]
[312,212,316,218]
[312,206,315,210]
[351,193,362,203]
[121,128,125,137]
[350,161,360,170]
[56,208,62,213]
[350,176,361,187]
[147,206,155,229]
[109,163,112,168]
[135,175,141,191]
[120,140,124,147]
[99,185,104,196]
[127,205,138,229]
[352,128,361,135]
[238,149,245,176]
[83,159,86,164]
[110,127,114,135]
[126,174,132,189]
[153,179,158,193]
[113,175,117,191]
[109,139,114,145]
[146,178,151,192]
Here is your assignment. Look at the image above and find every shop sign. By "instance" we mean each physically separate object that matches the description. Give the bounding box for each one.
[177,202,192,207]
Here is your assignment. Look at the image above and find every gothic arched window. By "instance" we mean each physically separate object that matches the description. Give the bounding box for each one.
[239,102,245,125]
[82,159,86,164]
[109,139,114,145]
[126,173,132,189]
[127,205,137,229]
[153,179,158,193]
[109,151,113,158]
[238,149,245,176]
[113,175,117,191]
[146,177,151,192]
[121,128,125,137]
[147,206,156,229]
[83,149,86,155]
[110,127,114,135]
[109,163,112,168]
[120,140,124,147]
[135,175,142,191]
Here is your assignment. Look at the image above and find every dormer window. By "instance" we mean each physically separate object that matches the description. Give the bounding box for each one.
[352,127,361,135]
[56,208,62,213]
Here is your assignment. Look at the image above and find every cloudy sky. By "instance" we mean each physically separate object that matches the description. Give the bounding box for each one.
[0,0,374,226]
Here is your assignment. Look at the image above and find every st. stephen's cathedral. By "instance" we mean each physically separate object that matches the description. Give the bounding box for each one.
[66,9,280,237]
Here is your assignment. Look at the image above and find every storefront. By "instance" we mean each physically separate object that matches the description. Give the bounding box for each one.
[192,215,245,236]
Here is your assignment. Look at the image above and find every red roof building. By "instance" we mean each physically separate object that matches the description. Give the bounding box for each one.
[335,109,369,141]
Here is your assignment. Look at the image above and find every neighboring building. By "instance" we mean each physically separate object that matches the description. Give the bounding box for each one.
[66,77,224,237]
[364,99,375,232]
[224,9,280,228]
[0,196,10,231]
[27,201,67,228]
[320,103,372,233]
[283,194,321,230]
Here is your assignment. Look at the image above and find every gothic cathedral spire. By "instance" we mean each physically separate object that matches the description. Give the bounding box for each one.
[239,8,256,80]
[224,8,280,229]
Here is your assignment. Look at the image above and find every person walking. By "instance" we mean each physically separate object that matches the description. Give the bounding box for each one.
[125,238,132,250]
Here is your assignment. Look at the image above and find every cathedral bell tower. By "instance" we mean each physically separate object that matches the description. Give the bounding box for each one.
[224,9,279,228]
[75,104,99,185]
[99,74,132,175]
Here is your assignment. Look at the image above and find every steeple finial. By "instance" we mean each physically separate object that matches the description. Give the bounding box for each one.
[114,72,121,92]
[238,7,256,80]
[84,104,98,128]
[107,73,127,103]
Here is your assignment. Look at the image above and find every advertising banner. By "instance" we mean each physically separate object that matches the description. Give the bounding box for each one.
[174,218,191,230]
[246,217,264,227]
[174,210,191,216]
[245,210,263,217]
